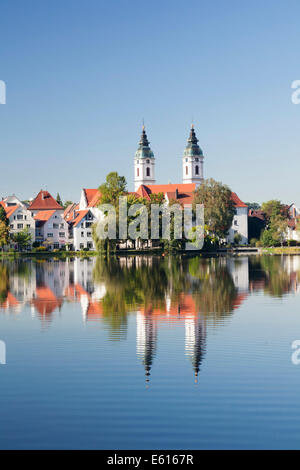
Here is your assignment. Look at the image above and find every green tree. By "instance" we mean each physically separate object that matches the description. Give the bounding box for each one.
[0,221,9,252]
[56,193,62,206]
[98,172,127,207]
[193,178,236,241]
[63,200,74,210]
[13,227,32,251]
[234,232,242,245]
[260,200,288,247]
[245,202,260,210]
[0,206,9,226]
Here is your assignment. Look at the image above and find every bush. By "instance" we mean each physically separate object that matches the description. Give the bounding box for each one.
[250,238,257,247]
[256,240,262,247]
[234,233,242,245]
[34,246,47,252]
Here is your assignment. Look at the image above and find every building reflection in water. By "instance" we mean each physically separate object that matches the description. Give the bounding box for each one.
[1,255,300,378]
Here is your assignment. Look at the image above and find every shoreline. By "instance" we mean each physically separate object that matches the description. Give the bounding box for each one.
[1,246,300,259]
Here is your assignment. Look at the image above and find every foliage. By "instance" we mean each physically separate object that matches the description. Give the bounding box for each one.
[0,206,9,226]
[245,202,261,210]
[56,193,62,206]
[233,233,242,245]
[13,227,32,251]
[193,178,236,240]
[0,221,9,250]
[63,200,74,210]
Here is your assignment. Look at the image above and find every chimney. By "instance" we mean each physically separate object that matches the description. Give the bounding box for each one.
[175,188,178,199]
[42,191,45,200]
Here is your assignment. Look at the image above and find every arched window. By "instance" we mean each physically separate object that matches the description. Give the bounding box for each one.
[185,166,188,175]
[137,168,139,177]
[146,167,150,177]
[195,165,199,175]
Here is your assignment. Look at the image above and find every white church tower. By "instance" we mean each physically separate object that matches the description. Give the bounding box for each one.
[182,125,204,187]
[134,126,156,191]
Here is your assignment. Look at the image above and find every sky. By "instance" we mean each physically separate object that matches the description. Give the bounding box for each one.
[0,0,300,205]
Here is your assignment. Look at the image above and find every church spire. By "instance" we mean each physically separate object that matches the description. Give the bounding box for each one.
[182,124,204,187]
[134,125,156,191]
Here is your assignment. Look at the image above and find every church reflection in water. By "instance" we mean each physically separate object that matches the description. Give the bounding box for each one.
[1,254,300,382]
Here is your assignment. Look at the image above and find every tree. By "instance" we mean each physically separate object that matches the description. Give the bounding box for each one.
[13,228,32,251]
[234,232,242,245]
[261,200,288,223]
[56,193,62,206]
[98,172,127,208]
[259,200,289,247]
[245,202,260,211]
[63,200,74,210]
[0,221,9,252]
[193,178,236,241]
[0,206,9,226]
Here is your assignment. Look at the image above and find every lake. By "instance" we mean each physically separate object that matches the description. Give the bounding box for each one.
[0,254,300,449]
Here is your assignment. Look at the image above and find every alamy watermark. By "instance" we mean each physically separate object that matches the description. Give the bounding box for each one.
[291,340,300,365]
[0,80,6,104]
[0,341,6,365]
[95,197,204,250]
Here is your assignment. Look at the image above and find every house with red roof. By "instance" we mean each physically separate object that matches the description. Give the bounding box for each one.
[0,196,36,247]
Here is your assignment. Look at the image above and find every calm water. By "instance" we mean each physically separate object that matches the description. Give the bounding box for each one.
[0,254,300,449]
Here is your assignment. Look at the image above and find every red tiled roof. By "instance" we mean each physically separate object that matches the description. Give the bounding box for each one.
[136,184,247,208]
[0,201,19,218]
[231,192,248,208]
[34,210,56,221]
[83,189,101,207]
[29,190,63,211]
[248,209,266,220]
[70,210,89,227]
[64,203,78,220]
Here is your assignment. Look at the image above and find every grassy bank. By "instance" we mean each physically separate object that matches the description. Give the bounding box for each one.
[262,247,300,255]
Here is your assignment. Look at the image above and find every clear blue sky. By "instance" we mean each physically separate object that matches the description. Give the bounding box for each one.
[0,0,300,205]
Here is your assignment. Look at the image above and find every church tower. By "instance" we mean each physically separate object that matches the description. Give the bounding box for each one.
[182,125,204,187]
[134,126,156,191]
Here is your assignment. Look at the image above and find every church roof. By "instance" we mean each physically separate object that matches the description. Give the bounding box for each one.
[135,126,154,160]
[183,125,203,157]
[136,184,247,208]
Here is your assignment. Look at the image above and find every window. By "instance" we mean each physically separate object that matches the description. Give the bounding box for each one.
[17,214,23,220]
[146,159,150,164]
[195,157,199,162]
[195,165,199,175]
[27,224,30,228]
[47,233,53,238]
[87,232,92,238]
[60,223,64,229]
[146,167,150,177]
[80,243,84,249]
[17,224,23,229]
[86,222,92,228]
[185,158,188,162]
[137,168,139,177]
[59,232,65,237]
[53,223,59,229]
[234,220,238,226]
[53,243,59,249]
[186,166,188,175]
[81,232,84,237]
[10,224,14,229]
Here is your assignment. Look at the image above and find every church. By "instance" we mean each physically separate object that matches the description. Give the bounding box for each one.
[132,124,248,245]
[75,125,248,250]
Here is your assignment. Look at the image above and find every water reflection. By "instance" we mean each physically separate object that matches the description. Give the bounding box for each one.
[0,255,299,381]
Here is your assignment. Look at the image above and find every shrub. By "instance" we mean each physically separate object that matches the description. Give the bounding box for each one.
[250,238,257,247]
